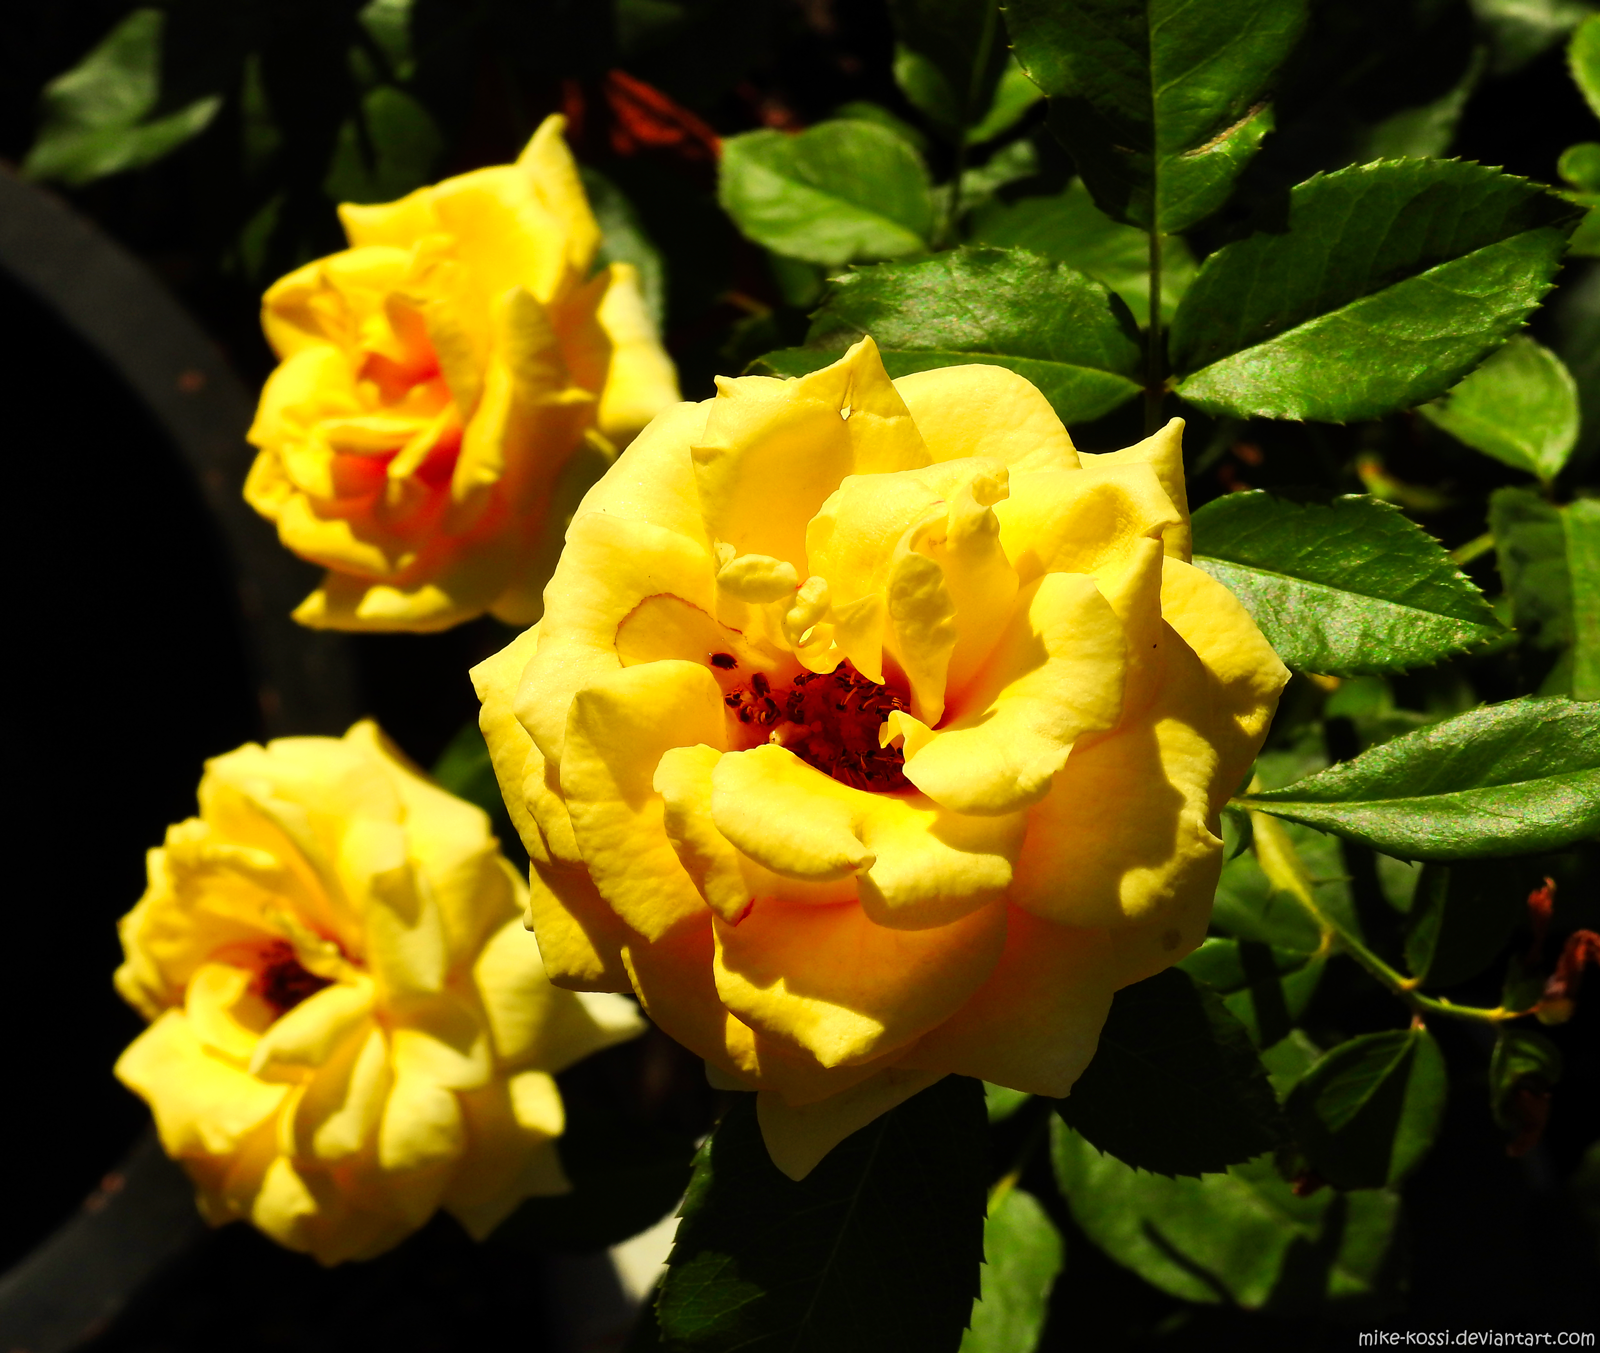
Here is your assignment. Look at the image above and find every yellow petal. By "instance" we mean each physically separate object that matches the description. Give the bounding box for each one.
[472,916,645,1067]
[995,461,1180,586]
[621,919,760,1083]
[248,977,376,1079]
[710,745,875,882]
[294,1025,392,1162]
[445,1071,571,1240]
[594,262,682,445]
[378,1066,465,1172]
[389,990,493,1090]
[898,908,1116,1096]
[755,1069,944,1181]
[515,113,602,277]
[526,856,635,991]
[560,660,723,940]
[1078,417,1190,560]
[471,623,556,863]
[338,186,440,249]
[711,896,1007,1067]
[1010,631,1223,931]
[691,337,929,578]
[347,820,448,996]
[116,1012,289,1157]
[184,962,269,1064]
[901,570,1126,816]
[893,364,1078,472]
[655,744,753,921]
[1159,557,1290,806]
[568,397,714,548]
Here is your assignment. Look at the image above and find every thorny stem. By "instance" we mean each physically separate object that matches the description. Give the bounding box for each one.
[1145,227,1164,435]
[938,0,1001,248]
[1239,807,1533,1027]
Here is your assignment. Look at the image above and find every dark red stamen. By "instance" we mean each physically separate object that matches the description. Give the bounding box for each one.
[710,652,737,669]
[723,662,910,791]
[252,940,332,1017]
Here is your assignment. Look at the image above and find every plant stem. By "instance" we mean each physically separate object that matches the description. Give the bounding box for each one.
[1145,227,1164,434]
[938,0,1001,249]
[989,1104,1051,1211]
[1243,807,1527,1027]
[1450,530,1495,566]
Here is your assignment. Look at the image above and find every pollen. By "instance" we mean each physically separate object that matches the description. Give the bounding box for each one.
[723,662,911,791]
[252,940,333,1016]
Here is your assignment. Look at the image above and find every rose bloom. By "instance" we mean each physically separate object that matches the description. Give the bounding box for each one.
[114,722,643,1263]
[474,339,1287,1178]
[244,114,680,632]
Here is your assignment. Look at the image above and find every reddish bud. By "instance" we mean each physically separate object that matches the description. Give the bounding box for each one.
[1524,876,1556,962]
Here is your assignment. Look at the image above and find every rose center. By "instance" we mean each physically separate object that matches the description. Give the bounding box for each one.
[252,941,333,1017]
[722,662,910,792]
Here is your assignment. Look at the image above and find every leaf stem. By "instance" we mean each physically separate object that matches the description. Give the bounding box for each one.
[1243,807,1525,1027]
[989,1103,1050,1211]
[1145,227,1164,434]
[1450,530,1495,566]
[938,0,1001,249]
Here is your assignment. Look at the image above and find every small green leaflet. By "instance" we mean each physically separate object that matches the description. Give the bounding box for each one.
[753,247,1143,424]
[958,1188,1063,1353]
[1053,968,1281,1177]
[1003,0,1308,233]
[718,122,935,267]
[656,1078,988,1353]
[1050,1120,1403,1315]
[887,0,1008,140]
[1419,337,1580,483]
[323,85,443,205]
[1235,696,1600,861]
[1286,1028,1447,1190]
[1491,489,1600,699]
[1489,1028,1564,1136]
[1573,15,1600,120]
[22,10,221,187]
[1190,490,1503,676]
[1170,160,1580,422]
[967,179,1198,324]
[1403,862,1527,990]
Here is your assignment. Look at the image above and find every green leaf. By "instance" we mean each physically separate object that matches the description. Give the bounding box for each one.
[1180,938,1326,1048]
[490,1099,695,1253]
[966,57,1045,145]
[360,0,417,81]
[1573,14,1600,120]
[1236,696,1600,860]
[1489,1028,1564,1132]
[984,1082,1033,1123]
[1170,161,1580,422]
[718,122,935,266]
[1190,490,1504,676]
[1491,489,1600,698]
[1353,51,1483,162]
[583,167,668,331]
[1054,968,1282,1177]
[1560,143,1600,194]
[888,0,1008,139]
[1210,846,1327,954]
[324,85,443,204]
[1050,1120,1403,1314]
[959,1188,1063,1353]
[1402,862,1525,988]
[22,10,221,187]
[967,180,1197,323]
[1004,0,1308,232]
[1419,336,1580,483]
[772,246,1142,425]
[1476,0,1595,74]
[657,1078,988,1353]
[1286,1028,1448,1189]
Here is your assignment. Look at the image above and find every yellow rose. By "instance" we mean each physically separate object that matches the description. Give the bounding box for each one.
[244,114,680,632]
[473,339,1288,1179]
[113,721,644,1264]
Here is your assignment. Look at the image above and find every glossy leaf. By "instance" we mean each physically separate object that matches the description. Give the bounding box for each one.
[760,247,1142,424]
[1210,845,1327,954]
[959,1188,1063,1353]
[1004,0,1308,232]
[1419,337,1579,482]
[1476,0,1595,74]
[1180,938,1326,1048]
[657,1079,987,1353]
[1237,696,1600,860]
[984,1082,1032,1123]
[1190,490,1504,675]
[1050,1121,1403,1315]
[967,180,1197,323]
[22,10,221,187]
[324,85,443,205]
[1570,499,1600,700]
[1054,968,1282,1177]
[1574,15,1600,120]
[1286,1029,1447,1189]
[718,122,935,266]
[1403,863,1525,989]
[966,57,1046,145]
[1171,161,1580,422]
